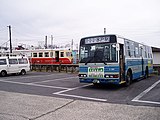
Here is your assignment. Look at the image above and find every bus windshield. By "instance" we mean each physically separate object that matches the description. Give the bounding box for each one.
[79,43,118,64]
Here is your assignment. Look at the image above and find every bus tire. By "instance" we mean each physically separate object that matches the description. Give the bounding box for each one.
[1,70,7,77]
[93,83,100,87]
[20,69,26,75]
[125,71,132,86]
[145,67,149,78]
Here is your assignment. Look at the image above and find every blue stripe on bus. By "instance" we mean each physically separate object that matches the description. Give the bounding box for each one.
[132,71,143,79]
[126,59,151,66]
[104,66,119,72]
[79,67,88,72]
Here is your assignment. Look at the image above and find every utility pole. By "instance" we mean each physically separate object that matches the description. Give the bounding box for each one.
[51,35,53,49]
[71,39,73,50]
[45,36,47,49]
[104,28,106,34]
[7,25,12,53]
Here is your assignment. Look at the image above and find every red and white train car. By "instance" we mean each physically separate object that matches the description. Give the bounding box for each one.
[30,49,73,64]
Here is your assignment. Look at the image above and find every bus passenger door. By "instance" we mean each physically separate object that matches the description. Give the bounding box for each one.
[55,51,59,62]
[140,46,144,76]
[119,44,125,81]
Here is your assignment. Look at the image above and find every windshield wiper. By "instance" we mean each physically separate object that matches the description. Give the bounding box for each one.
[103,61,107,65]
[93,49,105,63]
[85,56,94,65]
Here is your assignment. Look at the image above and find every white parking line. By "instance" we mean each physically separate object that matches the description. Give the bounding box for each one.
[31,76,78,84]
[0,79,70,90]
[54,84,92,94]
[55,93,107,102]
[0,73,66,81]
[132,100,160,105]
[53,83,107,102]
[132,80,160,105]
[0,78,106,101]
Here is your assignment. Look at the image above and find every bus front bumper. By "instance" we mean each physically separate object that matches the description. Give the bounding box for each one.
[79,78,120,85]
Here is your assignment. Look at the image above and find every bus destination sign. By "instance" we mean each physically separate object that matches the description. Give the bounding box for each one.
[85,36,110,44]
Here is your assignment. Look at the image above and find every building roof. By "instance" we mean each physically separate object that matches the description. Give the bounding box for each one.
[152,47,160,52]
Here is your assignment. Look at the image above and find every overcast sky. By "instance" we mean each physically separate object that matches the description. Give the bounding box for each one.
[0,0,160,48]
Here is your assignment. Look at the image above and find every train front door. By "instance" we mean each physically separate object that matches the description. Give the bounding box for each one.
[55,51,59,62]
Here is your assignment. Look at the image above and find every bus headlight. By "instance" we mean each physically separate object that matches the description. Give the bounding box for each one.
[79,74,87,77]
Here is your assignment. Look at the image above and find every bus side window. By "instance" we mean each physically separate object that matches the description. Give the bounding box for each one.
[135,47,139,58]
[130,42,135,57]
[149,47,152,58]
[125,41,131,57]
[139,44,143,57]
[134,43,139,58]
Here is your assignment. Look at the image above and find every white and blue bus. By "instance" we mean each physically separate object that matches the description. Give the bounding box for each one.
[79,34,153,86]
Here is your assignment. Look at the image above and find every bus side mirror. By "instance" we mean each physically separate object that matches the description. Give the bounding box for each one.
[116,44,120,51]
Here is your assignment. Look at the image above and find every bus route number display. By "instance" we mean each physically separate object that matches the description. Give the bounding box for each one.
[88,67,104,78]
[85,36,110,44]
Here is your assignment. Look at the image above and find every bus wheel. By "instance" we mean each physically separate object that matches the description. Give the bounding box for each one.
[1,71,7,77]
[145,68,149,78]
[125,71,132,86]
[21,70,26,75]
[93,83,100,87]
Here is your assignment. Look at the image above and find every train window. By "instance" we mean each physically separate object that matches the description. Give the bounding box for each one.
[60,52,64,57]
[39,53,43,57]
[33,53,37,57]
[66,52,71,57]
[44,52,49,57]
[50,52,53,57]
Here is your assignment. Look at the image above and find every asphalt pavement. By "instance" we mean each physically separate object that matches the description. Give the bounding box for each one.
[0,91,160,120]
[0,71,160,120]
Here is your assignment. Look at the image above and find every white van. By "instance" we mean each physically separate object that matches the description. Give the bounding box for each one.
[0,56,30,77]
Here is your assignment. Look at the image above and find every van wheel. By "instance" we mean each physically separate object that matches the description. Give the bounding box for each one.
[1,71,7,77]
[125,71,132,86]
[21,70,26,75]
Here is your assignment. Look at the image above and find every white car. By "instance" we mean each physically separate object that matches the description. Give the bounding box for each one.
[0,56,30,77]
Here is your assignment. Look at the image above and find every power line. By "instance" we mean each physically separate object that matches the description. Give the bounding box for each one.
[0,40,9,47]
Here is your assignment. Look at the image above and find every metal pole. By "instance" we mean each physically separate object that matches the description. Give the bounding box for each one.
[51,35,53,49]
[8,25,12,53]
[104,28,106,34]
[45,36,47,49]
